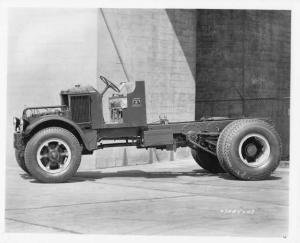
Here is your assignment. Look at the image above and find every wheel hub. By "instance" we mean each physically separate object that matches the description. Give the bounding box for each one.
[245,143,258,157]
[36,138,71,174]
[238,133,271,167]
[49,150,59,161]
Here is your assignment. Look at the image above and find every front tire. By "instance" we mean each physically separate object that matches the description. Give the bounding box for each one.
[216,119,282,180]
[24,127,82,183]
[15,149,30,174]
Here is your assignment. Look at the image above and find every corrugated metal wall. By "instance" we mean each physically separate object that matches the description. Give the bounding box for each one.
[196,10,290,158]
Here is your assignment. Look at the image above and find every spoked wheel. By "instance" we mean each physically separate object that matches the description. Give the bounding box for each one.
[25,127,82,183]
[217,119,282,180]
[36,138,72,174]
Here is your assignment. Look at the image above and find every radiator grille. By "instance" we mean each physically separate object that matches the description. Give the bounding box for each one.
[70,96,91,123]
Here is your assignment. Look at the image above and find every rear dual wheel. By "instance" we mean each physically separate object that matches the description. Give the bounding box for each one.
[216,119,282,180]
[24,127,82,183]
[191,148,224,173]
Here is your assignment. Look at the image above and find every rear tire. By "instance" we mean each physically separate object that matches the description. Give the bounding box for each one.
[15,149,30,174]
[25,127,82,183]
[216,119,282,180]
[191,148,224,173]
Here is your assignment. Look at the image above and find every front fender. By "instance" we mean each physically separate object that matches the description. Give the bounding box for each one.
[23,115,96,151]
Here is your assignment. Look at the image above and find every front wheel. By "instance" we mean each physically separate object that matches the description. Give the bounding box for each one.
[216,119,282,180]
[15,149,30,174]
[24,127,82,183]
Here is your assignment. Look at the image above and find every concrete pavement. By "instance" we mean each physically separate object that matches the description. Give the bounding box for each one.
[5,158,289,237]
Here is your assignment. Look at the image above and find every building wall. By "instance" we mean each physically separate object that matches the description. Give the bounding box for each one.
[7,9,290,171]
[95,9,197,168]
[7,8,198,170]
[196,10,290,158]
[7,8,98,169]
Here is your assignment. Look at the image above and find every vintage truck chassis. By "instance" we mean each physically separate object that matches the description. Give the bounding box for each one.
[13,76,282,183]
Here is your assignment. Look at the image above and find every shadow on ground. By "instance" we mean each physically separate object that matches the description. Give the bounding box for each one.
[20,169,281,184]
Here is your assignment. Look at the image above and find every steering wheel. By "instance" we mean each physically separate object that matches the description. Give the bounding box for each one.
[99,75,120,93]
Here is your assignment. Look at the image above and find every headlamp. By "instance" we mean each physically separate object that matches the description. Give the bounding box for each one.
[13,117,23,132]
[19,118,24,132]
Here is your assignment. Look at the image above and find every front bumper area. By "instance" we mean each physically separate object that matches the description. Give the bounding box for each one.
[14,132,25,150]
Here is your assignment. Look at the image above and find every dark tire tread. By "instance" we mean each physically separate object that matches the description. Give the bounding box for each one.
[15,149,30,174]
[217,119,282,180]
[24,127,82,183]
[217,119,255,172]
[191,148,224,173]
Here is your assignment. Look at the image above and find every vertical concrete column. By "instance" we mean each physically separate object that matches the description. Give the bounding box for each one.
[96,9,197,168]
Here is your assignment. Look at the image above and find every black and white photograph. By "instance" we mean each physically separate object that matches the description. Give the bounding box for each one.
[1,0,299,242]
